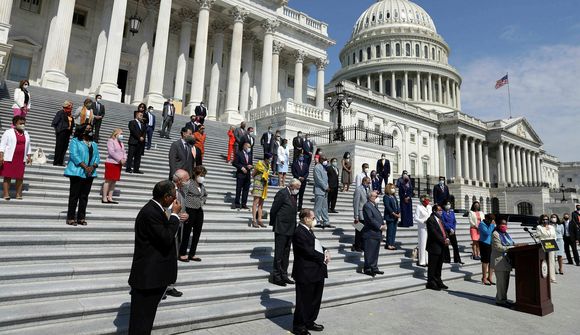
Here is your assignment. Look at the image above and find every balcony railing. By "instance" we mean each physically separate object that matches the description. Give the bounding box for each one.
[307,124,394,147]
[245,99,330,122]
[281,7,328,36]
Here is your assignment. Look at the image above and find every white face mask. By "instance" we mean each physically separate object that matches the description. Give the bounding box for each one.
[23,85,29,89]
[310,218,317,227]
[444,205,451,211]
[364,168,370,174]
[244,148,251,153]
[117,134,124,141]
[196,176,205,184]
[550,217,558,223]
[291,188,299,195]
[373,197,380,205]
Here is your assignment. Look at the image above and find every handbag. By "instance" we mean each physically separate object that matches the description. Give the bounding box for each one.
[31,148,47,165]
[268,176,279,186]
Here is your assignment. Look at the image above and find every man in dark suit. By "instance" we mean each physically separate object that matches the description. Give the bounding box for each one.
[433,176,450,207]
[232,142,253,209]
[291,153,309,211]
[240,127,256,155]
[260,126,274,157]
[426,205,450,291]
[292,131,304,162]
[292,208,329,335]
[128,180,181,335]
[160,98,175,138]
[194,102,207,124]
[168,127,196,179]
[567,208,580,265]
[272,131,281,174]
[126,110,146,174]
[327,158,339,213]
[362,191,386,277]
[302,134,314,167]
[376,154,391,189]
[184,115,200,133]
[143,106,156,150]
[233,121,247,152]
[269,178,301,286]
[91,94,105,143]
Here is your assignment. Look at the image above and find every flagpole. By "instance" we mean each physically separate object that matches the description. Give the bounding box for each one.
[506,72,513,119]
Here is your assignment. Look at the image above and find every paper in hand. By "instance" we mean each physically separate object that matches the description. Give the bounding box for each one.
[314,238,324,254]
[353,222,364,232]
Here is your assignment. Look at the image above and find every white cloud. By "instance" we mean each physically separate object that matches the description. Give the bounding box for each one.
[459,44,580,162]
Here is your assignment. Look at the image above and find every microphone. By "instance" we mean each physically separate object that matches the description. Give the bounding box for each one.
[523,227,539,244]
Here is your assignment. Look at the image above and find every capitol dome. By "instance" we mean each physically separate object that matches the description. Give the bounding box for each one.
[352,0,436,37]
[333,0,463,113]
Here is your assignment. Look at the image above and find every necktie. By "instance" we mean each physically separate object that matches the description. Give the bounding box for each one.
[137,121,141,130]
[299,162,303,170]
[244,152,248,164]
[437,218,447,239]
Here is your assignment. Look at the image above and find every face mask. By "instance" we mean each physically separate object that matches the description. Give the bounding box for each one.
[250,132,255,136]
[444,205,451,211]
[15,124,25,131]
[23,85,29,89]
[182,180,191,188]
[346,155,350,159]
[436,211,443,217]
[381,156,386,160]
[564,217,570,221]
[439,181,445,186]
[422,200,430,206]
[298,157,305,162]
[268,129,272,133]
[499,226,508,233]
[298,133,302,138]
[186,136,195,145]
[364,168,369,174]
[96,98,101,102]
[550,218,558,223]
[374,197,380,205]
[117,134,124,141]
[390,188,396,195]
[542,219,549,224]
[196,176,205,184]
[322,161,328,166]
[332,162,338,167]
[85,131,93,137]
[245,148,252,154]
[291,188,299,195]
[576,208,580,212]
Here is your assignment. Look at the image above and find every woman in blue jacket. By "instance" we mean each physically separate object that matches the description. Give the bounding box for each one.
[64,124,100,226]
[441,202,463,264]
[478,213,497,285]
[383,183,400,250]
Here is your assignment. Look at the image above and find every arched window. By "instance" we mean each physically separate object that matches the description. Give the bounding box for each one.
[359,49,363,62]
[432,47,435,60]
[464,195,470,210]
[407,79,413,99]
[386,80,392,96]
[415,44,420,57]
[372,15,376,22]
[376,45,381,58]
[395,43,401,56]
[386,11,391,19]
[424,45,428,59]
[367,47,371,60]
[353,52,356,64]
[374,80,380,92]
[492,198,500,214]
[405,43,411,56]
[396,79,402,97]
[347,55,350,65]
[517,202,533,215]
[438,50,441,61]
[386,44,391,57]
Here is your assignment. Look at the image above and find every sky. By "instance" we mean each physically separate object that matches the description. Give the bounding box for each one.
[288,0,580,162]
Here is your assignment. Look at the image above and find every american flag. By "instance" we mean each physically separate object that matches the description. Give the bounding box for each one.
[495,74,509,89]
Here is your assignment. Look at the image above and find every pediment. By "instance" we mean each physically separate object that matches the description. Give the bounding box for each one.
[505,118,542,144]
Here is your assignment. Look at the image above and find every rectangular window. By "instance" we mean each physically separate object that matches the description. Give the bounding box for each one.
[422,137,428,146]
[287,75,295,88]
[568,178,573,182]
[7,54,32,82]
[72,9,87,27]
[422,161,428,177]
[358,119,365,129]
[410,133,416,143]
[410,159,416,176]
[374,124,381,133]
[189,46,194,59]
[20,0,41,13]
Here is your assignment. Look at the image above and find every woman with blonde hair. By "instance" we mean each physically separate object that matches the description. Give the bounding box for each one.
[383,183,400,250]
[251,153,272,228]
[468,201,484,260]
[12,80,31,117]
[74,98,94,125]
[102,128,126,204]
[536,214,557,283]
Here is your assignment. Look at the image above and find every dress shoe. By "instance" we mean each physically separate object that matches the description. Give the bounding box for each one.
[241,205,249,210]
[293,328,311,335]
[426,283,441,291]
[125,169,133,173]
[283,277,295,285]
[189,256,202,262]
[307,323,324,331]
[351,246,362,252]
[438,282,448,289]
[165,288,183,297]
[416,263,427,268]
[178,257,189,263]
[323,224,334,228]
[134,170,144,174]
[269,278,287,287]
[363,270,375,277]
[373,270,384,275]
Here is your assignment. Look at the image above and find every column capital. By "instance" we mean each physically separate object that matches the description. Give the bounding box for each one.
[261,18,279,34]
[230,6,248,23]
[294,50,307,63]
[316,58,329,70]
[211,20,229,32]
[195,0,215,10]
[272,40,284,54]
[178,7,197,22]
[144,0,160,11]
[243,31,257,42]
[169,21,181,34]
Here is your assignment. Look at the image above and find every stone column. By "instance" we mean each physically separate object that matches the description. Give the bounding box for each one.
[132,2,157,105]
[423,78,427,102]
[525,150,532,186]
[515,147,522,186]
[40,0,76,91]
[498,142,506,184]
[428,73,433,102]
[454,82,459,108]
[270,41,283,103]
[89,0,111,94]
[207,21,227,120]
[222,6,248,123]
[455,134,462,180]
[483,143,490,183]
[521,149,527,186]
[403,71,408,100]
[463,136,470,180]
[536,154,543,186]
[437,75,443,103]
[416,72,421,101]
[367,74,371,90]
[531,152,537,186]
[95,0,128,101]
[239,32,255,113]
[504,143,512,185]
[316,58,328,109]
[509,145,517,186]
[390,72,396,97]
[445,78,451,106]
[172,9,195,103]
[457,84,462,110]
[0,0,13,44]
[293,50,306,103]
[378,72,384,94]
[438,135,447,178]
[144,0,173,109]
[258,19,278,107]
[470,137,477,180]
[477,140,484,182]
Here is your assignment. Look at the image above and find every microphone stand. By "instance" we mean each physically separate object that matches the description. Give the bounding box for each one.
[523,227,539,244]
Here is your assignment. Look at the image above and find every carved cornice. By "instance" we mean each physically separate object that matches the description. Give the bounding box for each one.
[243,31,258,42]
[261,19,279,34]
[231,6,248,24]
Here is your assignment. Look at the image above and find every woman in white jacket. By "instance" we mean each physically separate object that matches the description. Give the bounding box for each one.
[536,214,558,283]
[12,80,31,117]
[0,116,32,200]
[414,195,432,267]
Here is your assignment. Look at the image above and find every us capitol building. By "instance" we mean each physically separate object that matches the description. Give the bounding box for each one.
[0,0,561,214]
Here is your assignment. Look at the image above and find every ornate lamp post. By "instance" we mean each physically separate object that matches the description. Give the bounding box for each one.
[326,82,352,141]
[129,0,143,36]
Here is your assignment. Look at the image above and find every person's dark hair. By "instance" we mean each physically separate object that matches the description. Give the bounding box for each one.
[282,139,288,145]
[193,165,207,177]
[12,115,26,126]
[550,213,561,224]
[133,110,143,118]
[315,148,322,155]
[19,79,29,89]
[331,158,337,163]
[470,201,480,211]
[319,155,327,162]
[538,214,549,224]
[137,103,147,111]
[484,213,495,222]
[299,208,313,222]
[362,163,369,169]
[152,180,175,201]
[343,152,350,159]
[74,124,91,139]
[181,127,190,136]
[95,94,102,99]
[432,204,442,212]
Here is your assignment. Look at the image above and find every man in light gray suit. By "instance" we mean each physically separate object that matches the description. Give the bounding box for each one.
[233,121,247,152]
[313,155,332,228]
[352,176,371,252]
[168,127,195,180]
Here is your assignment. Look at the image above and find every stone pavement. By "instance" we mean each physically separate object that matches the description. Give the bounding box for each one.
[185,262,580,335]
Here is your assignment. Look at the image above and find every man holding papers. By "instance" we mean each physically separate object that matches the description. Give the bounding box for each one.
[352,177,371,252]
[292,209,329,335]
[362,191,387,277]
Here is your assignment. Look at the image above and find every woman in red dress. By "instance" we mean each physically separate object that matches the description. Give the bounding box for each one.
[227,125,235,163]
[102,128,126,204]
[0,116,32,200]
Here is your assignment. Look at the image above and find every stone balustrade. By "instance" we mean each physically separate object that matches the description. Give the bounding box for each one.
[281,7,328,35]
[246,98,329,122]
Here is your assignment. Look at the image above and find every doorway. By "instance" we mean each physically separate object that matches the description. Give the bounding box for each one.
[117,69,128,103]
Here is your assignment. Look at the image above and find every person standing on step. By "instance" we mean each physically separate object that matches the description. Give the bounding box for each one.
[251,153,272,228]
[227,125,235,164]
[354,163,370,188]
[185,115,200,133]
[128,180,181,335]
[376,153,390,189]
[241,126,256,155]
[126,110,146,174]
[553,214,565,275]
[272,130,281,174]
[181,166,208,263]
[193,125,206,164]
[51,100,75,166]
[383,183,400,250]
[292,153,309,211]
[370,170,382,194]
[425,205,450,291]
[433,176,450,207]
[352,176,371,252]
[194,101,207,125]
[91,94,106,143]
[233,142,253,210]
[398,171,414,228]
[269,178,301,286]
[292,208,329,335]
[341,152,352,192]
[260,126,274,158]
[535,214,557,283]
[468,201,484,260]
[302,133,314,167]
[233,121,247,153]
[168,127,197,179]
[563,212,580,266]
[362,190,387,277]
[414,195,432,267]
[491,219,515,307]
[143,106,156,150]
[1,116,32,201]
[479,213,497,285]
[74,98,94,126]
[327,158,339,213]
[160,98,175,139]
[102,128,126,204]
[277,139,290,187]
[12,80,31,117]
[313,155,332,229]
[292,131,304,163]
[64,124,100,226]
[441,202,463,265]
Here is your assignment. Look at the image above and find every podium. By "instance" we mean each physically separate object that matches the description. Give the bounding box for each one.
[508,243,554,316]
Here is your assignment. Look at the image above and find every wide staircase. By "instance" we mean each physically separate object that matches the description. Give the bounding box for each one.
[0,81,530,334]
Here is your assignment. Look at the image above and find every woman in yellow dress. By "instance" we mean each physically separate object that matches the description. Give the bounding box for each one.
[251,153,272,228]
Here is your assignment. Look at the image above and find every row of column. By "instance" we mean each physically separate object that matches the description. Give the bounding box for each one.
[355,71,461,110]
[454,134,490,183]
[497,142,543,187]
